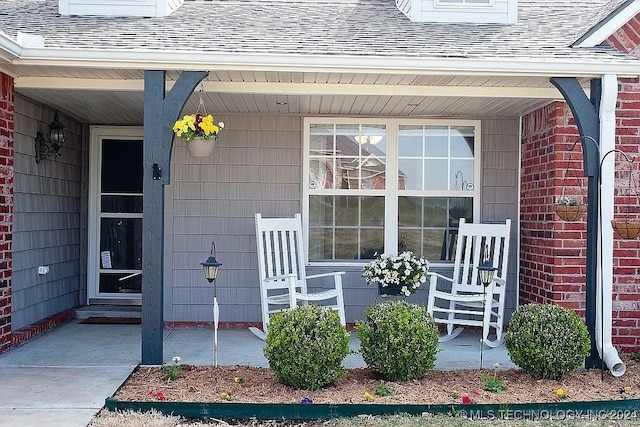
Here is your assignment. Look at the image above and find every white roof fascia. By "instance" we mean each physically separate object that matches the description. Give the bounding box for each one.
[574,0,640,48]
[10,48,640,78]
[13,77,565,100]
[0,32,22,58]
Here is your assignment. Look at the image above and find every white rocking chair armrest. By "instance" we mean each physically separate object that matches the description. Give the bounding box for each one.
[427,271,454,282]
[305,271,346,280]
[264,273,297,282]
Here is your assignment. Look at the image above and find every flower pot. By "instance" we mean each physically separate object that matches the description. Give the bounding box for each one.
[186,137,216,157]
[378,283,404,296]
[554,204,587,222]
[610,219,640,240]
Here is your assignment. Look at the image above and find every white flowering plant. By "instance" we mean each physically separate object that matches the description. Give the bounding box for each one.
[362,251,429,296]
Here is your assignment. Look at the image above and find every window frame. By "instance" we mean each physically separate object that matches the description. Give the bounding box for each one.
[434,0,495,7]
[302,117,481,268]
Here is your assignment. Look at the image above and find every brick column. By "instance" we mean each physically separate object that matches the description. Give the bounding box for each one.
[0,72,14,352]
[521,81,640,352]
[520,101,588,314]
[610,77,640,350]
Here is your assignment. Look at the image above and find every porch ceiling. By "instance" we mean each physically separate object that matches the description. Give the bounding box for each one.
[14,69,576,125]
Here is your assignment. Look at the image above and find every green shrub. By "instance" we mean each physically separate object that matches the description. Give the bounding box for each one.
[263,305,350,390]
[356,300,440,381]
[505,303,590,380]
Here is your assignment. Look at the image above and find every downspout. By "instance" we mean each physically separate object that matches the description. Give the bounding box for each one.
[597,74,626,377]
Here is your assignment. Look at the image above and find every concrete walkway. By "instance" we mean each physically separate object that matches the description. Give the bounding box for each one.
[0,319,514,427]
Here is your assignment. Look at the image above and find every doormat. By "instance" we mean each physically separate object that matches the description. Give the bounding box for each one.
[79,317,141,325]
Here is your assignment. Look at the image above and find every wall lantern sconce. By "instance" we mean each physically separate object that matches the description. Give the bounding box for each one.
[35,111,66,163]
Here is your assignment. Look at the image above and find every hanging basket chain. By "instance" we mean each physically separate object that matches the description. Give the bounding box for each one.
[196,82,208,117]
[555,138,588,222]
[603,149,640,240]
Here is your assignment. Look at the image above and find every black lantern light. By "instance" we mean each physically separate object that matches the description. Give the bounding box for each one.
[477,259,498,287]
[35,111,66,163]
[201,241,222,282]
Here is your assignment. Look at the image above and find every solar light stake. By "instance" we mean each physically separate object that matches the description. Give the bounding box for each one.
[477,245,497,369]
[201,241,223,366]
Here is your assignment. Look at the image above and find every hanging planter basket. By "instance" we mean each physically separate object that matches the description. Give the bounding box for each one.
[555,141,588,222]
[610,219,640,240]
[554,203,587,222]
[603,149,640,240]
[186,137,216,158]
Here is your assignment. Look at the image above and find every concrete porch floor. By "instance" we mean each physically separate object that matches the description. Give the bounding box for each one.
[0,319,514,427]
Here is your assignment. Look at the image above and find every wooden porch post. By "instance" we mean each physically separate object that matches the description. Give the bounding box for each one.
[142,70,208,365]
[550,77,603,369]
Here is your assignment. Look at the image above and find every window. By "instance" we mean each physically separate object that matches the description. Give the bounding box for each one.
[303,119,480,263]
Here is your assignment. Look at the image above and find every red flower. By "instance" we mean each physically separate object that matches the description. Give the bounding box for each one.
[155,391,166,401]
[462,395,472,405]
[147,390,155,396]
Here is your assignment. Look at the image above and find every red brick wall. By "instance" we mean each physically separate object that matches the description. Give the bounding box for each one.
[0,72,14,352]
[605,15,640,57]
[520,102,588,315]
[520,79,640,352]
[611,77,640,350]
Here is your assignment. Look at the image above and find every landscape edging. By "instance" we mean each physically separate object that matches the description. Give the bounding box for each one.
[104,397,640,420]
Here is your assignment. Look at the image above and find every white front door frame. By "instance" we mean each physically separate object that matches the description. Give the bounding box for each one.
[87,126,144,304]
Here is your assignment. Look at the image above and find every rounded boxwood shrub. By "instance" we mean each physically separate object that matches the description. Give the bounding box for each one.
[505,303,590,380]
[356,300,440,381]
[263,305,350,390]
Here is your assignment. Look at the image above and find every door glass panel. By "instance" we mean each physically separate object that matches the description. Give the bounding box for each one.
[98,138,143,295]
[100,218,142,270]
[101,139,143,193]
[101,195,143,213]
[99,272,142,294]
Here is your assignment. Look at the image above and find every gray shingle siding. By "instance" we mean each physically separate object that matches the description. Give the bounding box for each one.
[12,96,84,330]
[168,114,520,324]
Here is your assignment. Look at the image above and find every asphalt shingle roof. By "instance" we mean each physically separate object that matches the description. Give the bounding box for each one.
[0,0,636,64]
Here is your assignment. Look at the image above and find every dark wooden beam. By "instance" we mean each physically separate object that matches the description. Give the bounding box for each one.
[142,70,208,365]
[550,77,603,369]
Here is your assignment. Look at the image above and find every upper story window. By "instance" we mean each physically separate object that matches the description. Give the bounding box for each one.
[396,0,515,23]
[303,118,480,264]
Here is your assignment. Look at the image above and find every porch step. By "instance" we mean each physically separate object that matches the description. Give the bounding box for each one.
[76,305,142,320]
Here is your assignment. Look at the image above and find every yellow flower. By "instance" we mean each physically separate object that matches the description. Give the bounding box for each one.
[363,391,374,401]
[173,113,223,141]
[452,389,459,398]
[556,388,566,398]
[220,392,231,401]
[625,385,632,392]
[234,376,244,384]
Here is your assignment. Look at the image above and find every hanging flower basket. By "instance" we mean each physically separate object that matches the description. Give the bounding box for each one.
[186,137,216,158]
[554,203,587,222]
[610,219,640,240]
[173,113,224,158]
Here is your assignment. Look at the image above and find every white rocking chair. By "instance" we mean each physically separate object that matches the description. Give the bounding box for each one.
[249,213,346,340]
[426,218,511,348]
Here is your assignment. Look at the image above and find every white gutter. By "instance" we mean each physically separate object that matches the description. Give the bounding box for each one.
[9,48,640,78]
[597,73,626,377]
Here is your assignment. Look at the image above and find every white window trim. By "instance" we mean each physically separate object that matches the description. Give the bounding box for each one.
[302,117,481,268]
[434,0,495,8]
[87,126,143,303]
